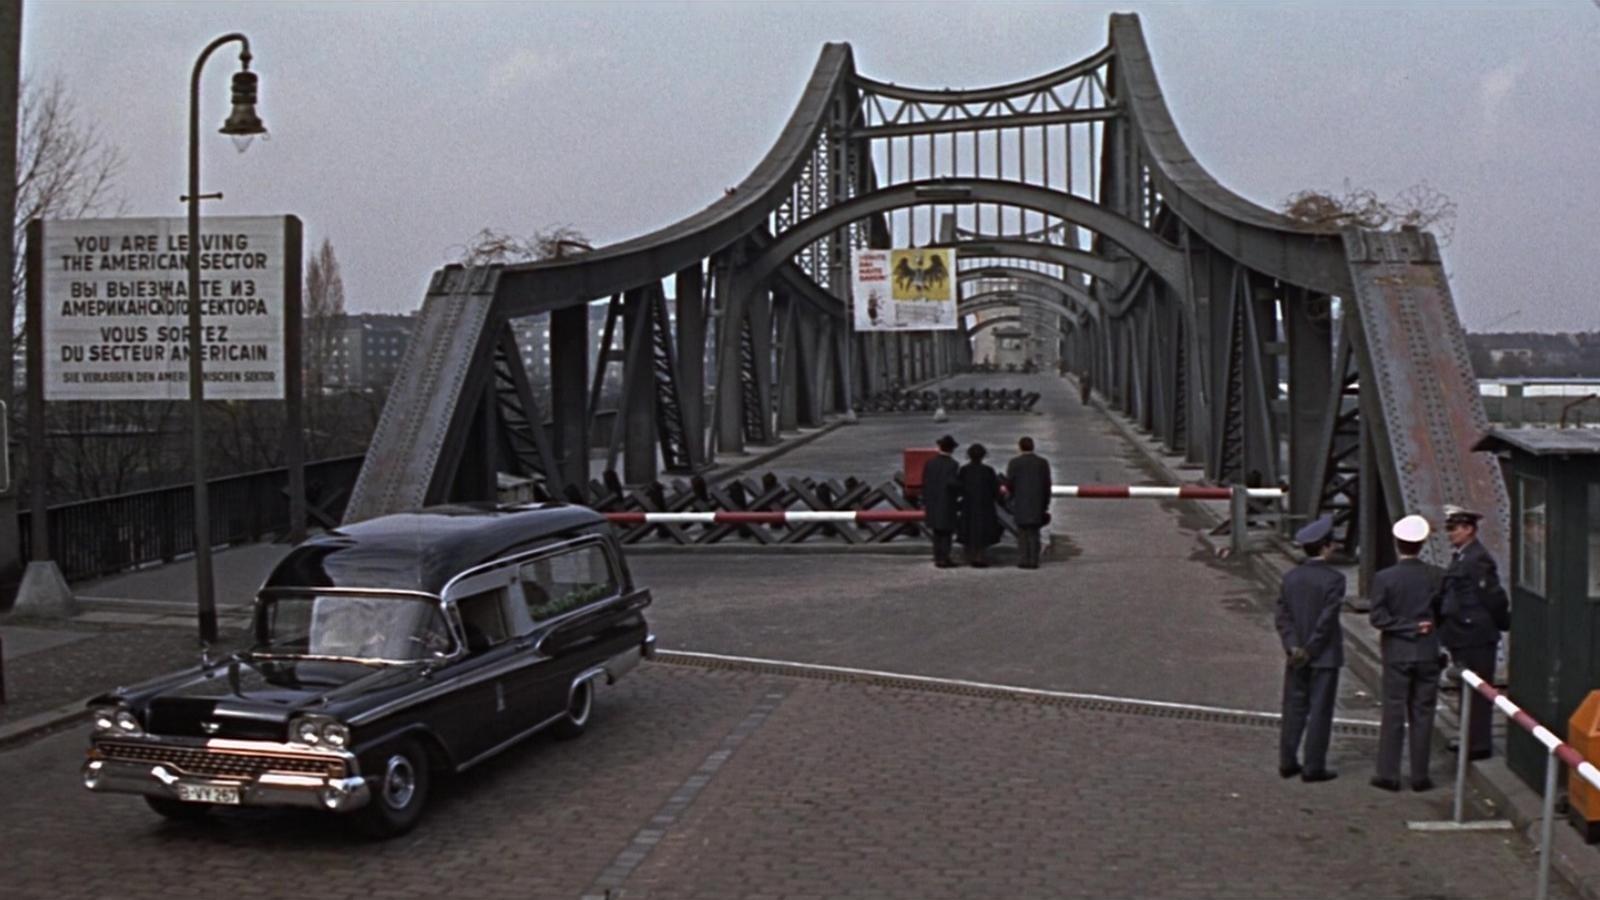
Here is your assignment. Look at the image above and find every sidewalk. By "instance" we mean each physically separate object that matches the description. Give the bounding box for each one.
[1086,376,1600,900]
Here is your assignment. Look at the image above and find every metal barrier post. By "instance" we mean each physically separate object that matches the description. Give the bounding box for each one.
[1230,486,1247,556]
[1453,680,1473,824]
[1537,747,1558,900]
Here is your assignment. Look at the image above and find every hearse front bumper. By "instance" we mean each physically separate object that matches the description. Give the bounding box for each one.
[82,734,370,812]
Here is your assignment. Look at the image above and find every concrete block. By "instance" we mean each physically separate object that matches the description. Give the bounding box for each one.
[10,561,78,619]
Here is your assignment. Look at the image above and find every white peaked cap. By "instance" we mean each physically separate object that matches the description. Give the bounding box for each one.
[1392,514,1431,543]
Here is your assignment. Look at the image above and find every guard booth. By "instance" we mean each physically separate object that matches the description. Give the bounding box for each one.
[1473,429,1600,794]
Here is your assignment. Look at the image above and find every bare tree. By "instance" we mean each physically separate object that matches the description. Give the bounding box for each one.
[9,78,133,501]
[1282,179,1457,244]
[449,225,592,266]
[302,238,348,457]
[10,76,126,362]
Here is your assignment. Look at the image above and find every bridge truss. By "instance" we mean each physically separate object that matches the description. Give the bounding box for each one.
[346,13,1506,584]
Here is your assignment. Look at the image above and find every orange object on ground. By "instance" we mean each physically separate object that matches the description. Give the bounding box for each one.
[1569,691,1600,842]
[902,448,939,502]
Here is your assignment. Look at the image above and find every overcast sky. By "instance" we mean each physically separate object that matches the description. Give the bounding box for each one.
[21,0,1600,331]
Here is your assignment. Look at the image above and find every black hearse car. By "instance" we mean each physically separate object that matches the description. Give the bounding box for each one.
[82,503,654,836]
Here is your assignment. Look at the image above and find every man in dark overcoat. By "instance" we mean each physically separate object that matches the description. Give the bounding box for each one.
[1438,504,1507,761]
[1275,516,1346,783]
[921,435,962,568]
[1368,514,1444,792]
[1004,436,1053,569]
[956,443,1001,568]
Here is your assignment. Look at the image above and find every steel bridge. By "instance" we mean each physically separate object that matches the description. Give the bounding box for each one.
[346,13,1505,586]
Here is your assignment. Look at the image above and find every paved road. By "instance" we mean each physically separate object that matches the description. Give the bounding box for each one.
[1,662,1563,900]
[3,373,1564,898]
[634,373,1373,718]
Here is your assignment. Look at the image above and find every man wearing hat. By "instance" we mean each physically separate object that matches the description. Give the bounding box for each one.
[922,435,962,568]
[1368,514,1445,792]
[1438,504,1509,761]
[1275,515,1347,782]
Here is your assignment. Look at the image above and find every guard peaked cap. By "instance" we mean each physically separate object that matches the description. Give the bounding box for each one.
[1294,515,1334,546]
[1392,514,1430,543]
[1443,504,1482,525]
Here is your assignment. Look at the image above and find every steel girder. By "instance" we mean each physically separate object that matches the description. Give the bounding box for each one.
[348,16,1502,590]
[959,266,1100,323]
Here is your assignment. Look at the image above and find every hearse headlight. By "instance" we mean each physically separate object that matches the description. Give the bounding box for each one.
[320,722,351,748]
[113,709,143,736]
[91,706,120,733]
[291,717,323,745]
[290,715,349,748]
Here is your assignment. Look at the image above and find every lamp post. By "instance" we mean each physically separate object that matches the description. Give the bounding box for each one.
[188,34,266,643]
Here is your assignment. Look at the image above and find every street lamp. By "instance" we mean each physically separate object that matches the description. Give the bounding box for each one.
[188,34,266,643]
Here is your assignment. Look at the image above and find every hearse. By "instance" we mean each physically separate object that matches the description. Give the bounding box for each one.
[81,503,655,836]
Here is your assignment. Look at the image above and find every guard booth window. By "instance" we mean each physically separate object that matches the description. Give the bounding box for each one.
[1589,484,1600,600]
[518,544,618,623]
[1518,476,1547,597]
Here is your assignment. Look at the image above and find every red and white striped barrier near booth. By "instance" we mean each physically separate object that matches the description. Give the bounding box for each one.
[1460,669,1600,792]
[1451,669,1600,900]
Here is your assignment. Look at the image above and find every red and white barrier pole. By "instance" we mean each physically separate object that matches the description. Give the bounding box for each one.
[605,510,925,525]
[1457,669,1600,900]
[1051,485,1285,500]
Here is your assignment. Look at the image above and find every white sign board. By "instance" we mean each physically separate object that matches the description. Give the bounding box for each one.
[42,216,287,400]
[851,248,958,332]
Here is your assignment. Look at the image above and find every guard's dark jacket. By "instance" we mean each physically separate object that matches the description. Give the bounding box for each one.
[921,453,960,532]
[1438,539,1506,651]
[1004,452,1053,528]
[956,461,1002,549]
[1275,559,1347,669]
[1369,558,1443,663]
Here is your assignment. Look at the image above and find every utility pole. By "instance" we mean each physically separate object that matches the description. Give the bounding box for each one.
[0,0,23,610]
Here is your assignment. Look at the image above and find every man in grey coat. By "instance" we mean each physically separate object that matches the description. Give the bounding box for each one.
[922,435,961,568]
[1275,516,1346,783]
[1004,436,1053,569]
[1369,514,1444,792]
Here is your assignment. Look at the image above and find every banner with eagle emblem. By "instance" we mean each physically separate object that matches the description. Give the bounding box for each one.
[851,248,958,332]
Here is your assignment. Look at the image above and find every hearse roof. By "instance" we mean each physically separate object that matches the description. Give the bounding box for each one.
[262,503,609,595]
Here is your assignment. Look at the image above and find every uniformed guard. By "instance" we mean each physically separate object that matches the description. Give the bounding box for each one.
[1437,504,1508,761]
[922,435,962,568]
[1369,514,1444,792]
[1275,515,1346,782]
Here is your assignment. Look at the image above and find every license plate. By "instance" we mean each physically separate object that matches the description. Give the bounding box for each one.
[176,784,241,805]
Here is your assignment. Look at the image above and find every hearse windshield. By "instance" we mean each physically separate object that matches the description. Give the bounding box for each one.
[254,594,454,662]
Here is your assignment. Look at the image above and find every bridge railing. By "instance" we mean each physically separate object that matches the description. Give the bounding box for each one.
[18,455,366,583]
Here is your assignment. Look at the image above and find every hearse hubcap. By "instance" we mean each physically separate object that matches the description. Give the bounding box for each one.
[570,681,592,725]
[380,754,416,809]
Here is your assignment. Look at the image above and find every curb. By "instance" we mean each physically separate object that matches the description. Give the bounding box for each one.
[1096,397,1600,899]
[0,698,92,750]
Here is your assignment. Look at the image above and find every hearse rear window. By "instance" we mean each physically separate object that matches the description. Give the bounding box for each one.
[518,544,618,622]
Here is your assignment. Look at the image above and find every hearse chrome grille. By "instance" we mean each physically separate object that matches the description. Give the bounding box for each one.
[98,742,345,780]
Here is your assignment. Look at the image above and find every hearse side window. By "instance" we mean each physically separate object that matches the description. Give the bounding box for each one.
[456,587,514,653]
[517,544,618,623]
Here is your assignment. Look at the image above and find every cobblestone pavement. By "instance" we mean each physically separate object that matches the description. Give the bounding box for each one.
[0,664,1568,900]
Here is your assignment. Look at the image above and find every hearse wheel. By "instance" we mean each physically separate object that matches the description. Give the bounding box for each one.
[356,738,431,838]
[145,796,212,822]
[552,678,594,740]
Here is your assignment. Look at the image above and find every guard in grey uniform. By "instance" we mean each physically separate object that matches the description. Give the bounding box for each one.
[1275,516,1346,782]
[1369,514,1444,792]
[1438,504,1508,760]
[922,435,962,568]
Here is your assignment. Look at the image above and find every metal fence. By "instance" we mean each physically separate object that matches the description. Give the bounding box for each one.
[18,455,365,583]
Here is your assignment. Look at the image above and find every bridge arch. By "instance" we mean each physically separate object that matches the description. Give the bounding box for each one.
[749,178,1186,293]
